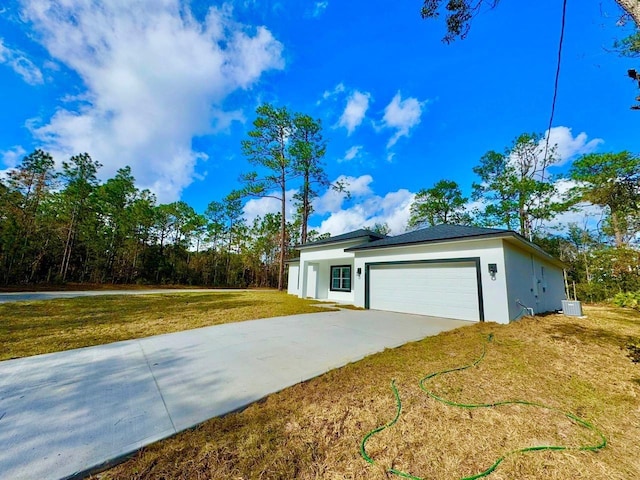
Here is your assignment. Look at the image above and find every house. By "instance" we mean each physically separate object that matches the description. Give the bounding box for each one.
[286,224,566,324]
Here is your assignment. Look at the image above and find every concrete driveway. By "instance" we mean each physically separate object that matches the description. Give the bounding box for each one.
[0,309,470,480]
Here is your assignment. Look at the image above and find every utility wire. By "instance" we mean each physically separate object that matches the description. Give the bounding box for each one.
[541,0,569,173]
[535,0,569,234]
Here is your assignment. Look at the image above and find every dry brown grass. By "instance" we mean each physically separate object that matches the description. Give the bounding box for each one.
[335,304,366,310]
[0,290,333,360]
[96,305,640,480]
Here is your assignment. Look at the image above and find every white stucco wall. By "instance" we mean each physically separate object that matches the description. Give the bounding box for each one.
[502,241,565,318]
[352,238,511,324]
[292,234,563,324]
[286,263,300,295]
[297,239,362,303]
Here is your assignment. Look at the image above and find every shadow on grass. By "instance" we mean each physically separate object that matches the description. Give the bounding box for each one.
[1,293,251,330]
[546,321,637,349]
[0,292,283,360]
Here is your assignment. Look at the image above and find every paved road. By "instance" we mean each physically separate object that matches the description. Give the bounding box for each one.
[0,289,243,304]
[0,309,471,480]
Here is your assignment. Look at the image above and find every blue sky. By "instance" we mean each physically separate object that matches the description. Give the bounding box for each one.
[1,0,638,235]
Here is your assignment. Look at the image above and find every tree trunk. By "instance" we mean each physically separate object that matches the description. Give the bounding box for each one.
[301,171,309,244]
[610,212,624,247]
[60,215,76,281]
[278,184,286,291]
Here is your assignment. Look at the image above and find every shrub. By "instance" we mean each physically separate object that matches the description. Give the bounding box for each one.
[612,291,640,311]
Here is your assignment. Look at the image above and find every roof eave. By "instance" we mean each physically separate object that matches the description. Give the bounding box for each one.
[295,235,381,250]
[501,233,567,269]
[345,232,505,252]
[345,231,566,268]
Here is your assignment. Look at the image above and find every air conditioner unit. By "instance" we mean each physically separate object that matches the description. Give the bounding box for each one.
[561,300,583,317]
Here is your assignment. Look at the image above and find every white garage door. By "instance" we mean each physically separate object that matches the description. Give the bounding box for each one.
[368,262,481,321]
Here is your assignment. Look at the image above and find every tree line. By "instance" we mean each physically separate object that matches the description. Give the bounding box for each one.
[407,133,640,301]
[0,105,334,288]
[0,149,280,287]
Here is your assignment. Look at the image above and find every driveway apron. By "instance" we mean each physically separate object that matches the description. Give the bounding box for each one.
[0,309,470,480]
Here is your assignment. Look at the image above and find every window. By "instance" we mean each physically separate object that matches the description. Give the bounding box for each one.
[330,265,351,292]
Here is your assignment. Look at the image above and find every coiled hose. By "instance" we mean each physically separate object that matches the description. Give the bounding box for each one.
[360,334,607,480]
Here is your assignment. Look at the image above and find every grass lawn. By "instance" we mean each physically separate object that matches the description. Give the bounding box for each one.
[0,290,335,361]
[95,305,640,480]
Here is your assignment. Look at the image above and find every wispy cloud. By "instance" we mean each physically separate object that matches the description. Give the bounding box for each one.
[321,82,345,101]
[339,145,363,163]
[382,92,426,148]
[338,90,371,135]
[1,145,26,169]
[312,1,329,18]
[19,0,284,202]
[0,145,27,180]
[0,38,43,85]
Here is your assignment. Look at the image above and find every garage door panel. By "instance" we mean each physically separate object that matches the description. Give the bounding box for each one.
[368,262,480,321]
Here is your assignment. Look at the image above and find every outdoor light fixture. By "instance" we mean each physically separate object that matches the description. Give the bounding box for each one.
[357,267,362,276]
[488,263,497,280]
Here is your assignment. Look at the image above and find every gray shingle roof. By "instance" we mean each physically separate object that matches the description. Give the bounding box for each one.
[345,224,513,251]
[297,229,387,248]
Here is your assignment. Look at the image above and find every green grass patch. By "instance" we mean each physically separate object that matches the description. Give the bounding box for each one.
[0,290,334,360]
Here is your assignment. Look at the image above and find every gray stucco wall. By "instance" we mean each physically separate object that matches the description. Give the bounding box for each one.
[502,241,565,319]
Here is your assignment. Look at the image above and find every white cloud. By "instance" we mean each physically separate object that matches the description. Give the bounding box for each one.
[382,92,425,148]
[312,1,329,17]
[313,174,373,214]
[312,174,414,235]
[0,145,28,180]
[539,178,604,233]
[339,145,362,163]
[503,127,603,181]
[466,178,605,235]
[243,189,297,224]
[321,82,345,100]
[0,38,44,85]
[19,1,284,202]
[543,126,603,165]
[338,90,370,135]
[1,145,26,169]
[317,188,414,236]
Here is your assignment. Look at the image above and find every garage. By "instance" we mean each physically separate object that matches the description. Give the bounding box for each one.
[365,259,484,322]
[290,224,566,324]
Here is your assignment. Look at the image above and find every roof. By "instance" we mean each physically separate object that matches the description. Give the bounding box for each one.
[344,224,564,267]
[296,229,387,249]
[345,225,511,251]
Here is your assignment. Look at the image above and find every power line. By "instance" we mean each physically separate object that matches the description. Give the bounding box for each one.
[535,0,568,236]
[541,0,569,171]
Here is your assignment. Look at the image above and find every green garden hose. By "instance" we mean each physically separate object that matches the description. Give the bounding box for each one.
[360,334,607,480]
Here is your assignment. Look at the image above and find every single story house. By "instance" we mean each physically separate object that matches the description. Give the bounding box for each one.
[286,224,566,324]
